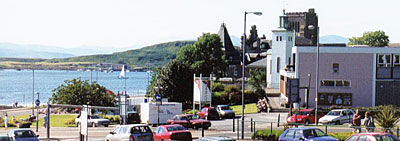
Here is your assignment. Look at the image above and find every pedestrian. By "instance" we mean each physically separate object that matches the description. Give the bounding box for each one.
[364,112,375,132]
[4,114,8,128]
[12,116,15,122]
[352,109,362,133]
[43,114,48,128]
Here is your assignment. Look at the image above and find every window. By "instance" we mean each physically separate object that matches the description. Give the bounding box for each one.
[277,57,280,73]
[276,36,279,41]
[394,54,400,66]
[293,53,296,71]
[358,135,368,141]
[119,127,127,134]
[270,60,272,74]
[314,129,327,137]
[285,129,295,138]
[333,63,339,72]
[378,54,391,67]
[294,130,302,139]
[280,36,283,41]
[347,135,358,141]
[318,93,352,106]
[321,80,351,87]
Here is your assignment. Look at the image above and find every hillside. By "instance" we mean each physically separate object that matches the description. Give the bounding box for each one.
[49,40,195,67]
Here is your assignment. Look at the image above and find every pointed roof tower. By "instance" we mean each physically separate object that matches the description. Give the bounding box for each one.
[217,23,241,65]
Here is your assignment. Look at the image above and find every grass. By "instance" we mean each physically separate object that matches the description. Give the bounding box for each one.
[9,114,78,127]
[328,132,353,141]
[231,103,257,115]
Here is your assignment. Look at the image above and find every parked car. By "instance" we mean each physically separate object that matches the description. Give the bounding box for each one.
[105,124,153,141]
[153,124,192,141]
[197,136,235,141]
[126,111,140,124]
[346,132,400,141]
[216,105,235,119]
[198,107,220,120]
[7,129,39,141]
[287,109,324,124]
[0,135,11,141]
[279,127,338,141]
[75,115,110,127]
[319,109,355,125]
[166,114,211,129]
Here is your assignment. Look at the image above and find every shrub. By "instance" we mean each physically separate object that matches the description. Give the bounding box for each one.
[183,109,199,115]
[252,129,284,140]
[17,122,31,128]
[0,122,17,127]
[328,132,353,141]
[212,82,225,92]
[224,85,240,93]
[112,116,120,123]
[65,119,76,125]
[375,105,400,132]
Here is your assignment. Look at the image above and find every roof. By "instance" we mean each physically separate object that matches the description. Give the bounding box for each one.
[247,57,268,68]
[353,132,393,135]
[299,109,313,111]
[287,127,319,130]
[160,124,185,127]
[330,109,352,111]
[117,124,149,127]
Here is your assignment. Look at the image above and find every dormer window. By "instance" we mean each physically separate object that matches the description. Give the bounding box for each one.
[333,63,339,72]
[276,36,279,41]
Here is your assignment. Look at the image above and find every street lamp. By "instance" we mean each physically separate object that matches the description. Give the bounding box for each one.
[242,11,262,139]
[35,92,39,132]
[308,25,319,126]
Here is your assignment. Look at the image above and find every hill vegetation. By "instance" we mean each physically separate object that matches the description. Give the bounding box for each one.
[0,41,195,69]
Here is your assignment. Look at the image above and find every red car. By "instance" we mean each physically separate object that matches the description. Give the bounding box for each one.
[197,107,220,120]
[346,132,400,141]
[287,109,324,124]
[166,114,211,129]
[153,124,192,141]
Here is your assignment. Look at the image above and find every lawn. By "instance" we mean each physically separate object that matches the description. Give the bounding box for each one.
[231,103,257,115]
[10,114,78,127]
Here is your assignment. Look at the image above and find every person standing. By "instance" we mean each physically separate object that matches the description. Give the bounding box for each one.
[353,109,362,133]
[364,112,375,132]
[4,114,8,128]
[43,114,48,128]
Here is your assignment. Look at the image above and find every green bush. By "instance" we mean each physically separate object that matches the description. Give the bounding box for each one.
[375,105,400,132]
[65,119,76,125]
[112,116,120,123]
[183,109,199,115]
[0,122,17,127]
[212,82,225,92]
[17,122,31,128]
[252,129,284,140]
[224,85,240,93]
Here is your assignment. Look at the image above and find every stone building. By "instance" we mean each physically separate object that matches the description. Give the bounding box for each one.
[280,8,318,46]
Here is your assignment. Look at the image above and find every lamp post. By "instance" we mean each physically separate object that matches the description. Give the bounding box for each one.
[242,11,262,139]
[308,25,319,125]
[32,69,35,116]
[36,92,39,132]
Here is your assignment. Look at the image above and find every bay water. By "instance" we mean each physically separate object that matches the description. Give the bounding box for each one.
[0,69,151,106]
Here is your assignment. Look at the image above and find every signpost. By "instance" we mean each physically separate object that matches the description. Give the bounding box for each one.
[119,92,127,125]
[80,105,88,141]
[287,78,300,116]
[35,92,40,132]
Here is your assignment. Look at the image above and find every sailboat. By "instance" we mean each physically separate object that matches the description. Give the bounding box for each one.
[118,65,129,79]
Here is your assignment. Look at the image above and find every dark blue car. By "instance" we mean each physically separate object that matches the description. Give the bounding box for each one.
[8,129,39,141]
[279,127,338,141]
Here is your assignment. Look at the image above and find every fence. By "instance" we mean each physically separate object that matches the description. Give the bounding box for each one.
[230,114,400,140]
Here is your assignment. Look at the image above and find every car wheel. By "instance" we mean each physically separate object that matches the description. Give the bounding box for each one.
[305,120,310,125]
[104,124,109,127]
[335,121,340,125]
[92,123,97,127]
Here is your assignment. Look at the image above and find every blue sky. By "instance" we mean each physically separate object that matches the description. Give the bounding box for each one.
[0,0,398,49]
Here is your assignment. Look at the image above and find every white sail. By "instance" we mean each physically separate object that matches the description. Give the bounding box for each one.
[118,65,128,79]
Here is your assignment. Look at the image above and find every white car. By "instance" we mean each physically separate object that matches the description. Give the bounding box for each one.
[75,115,110,127]
[318,109,355,125]
[105,124,153,141]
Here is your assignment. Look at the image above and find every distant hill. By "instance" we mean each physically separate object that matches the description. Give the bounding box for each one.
[0,42,141,59]
[50,41,195,67]
[320,35,349,44]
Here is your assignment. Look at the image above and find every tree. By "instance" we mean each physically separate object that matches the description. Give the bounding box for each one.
[248,68,266,95]
[50,78,116,107]
[147,33,227,107]
[348,30,389,47]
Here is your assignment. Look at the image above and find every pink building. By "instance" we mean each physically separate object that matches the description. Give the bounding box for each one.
[280,46,400,108]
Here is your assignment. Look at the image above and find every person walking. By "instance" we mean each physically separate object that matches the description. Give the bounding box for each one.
[43,114,48,128]
[364,112,375,132]
[4,114,8,128]
[353,109,362,133]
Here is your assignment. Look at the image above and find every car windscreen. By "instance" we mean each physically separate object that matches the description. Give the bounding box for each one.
[295,111,310,115]
[219,106,230,110]
[14,130,36,138]
[327,111,341,116]
[166,126,187,132]
[90,115,100,119]
[375,134,400,141]
[130,126,152,134]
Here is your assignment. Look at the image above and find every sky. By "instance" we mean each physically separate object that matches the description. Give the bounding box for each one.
[0,0,399,49]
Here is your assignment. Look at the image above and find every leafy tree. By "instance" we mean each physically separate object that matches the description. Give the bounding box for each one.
[147,33,227,107]
[348,30,389,47]
[248,69,266,97]
[50,78,116,107]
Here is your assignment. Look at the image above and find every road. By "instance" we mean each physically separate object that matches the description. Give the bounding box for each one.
[0,111,364,140]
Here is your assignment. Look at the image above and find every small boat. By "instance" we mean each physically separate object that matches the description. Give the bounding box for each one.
[118,65,129,79]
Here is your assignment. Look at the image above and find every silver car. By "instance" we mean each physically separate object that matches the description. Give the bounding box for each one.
[105,124,153,141]
[216,105,235,119]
